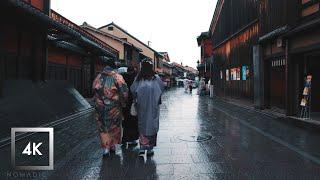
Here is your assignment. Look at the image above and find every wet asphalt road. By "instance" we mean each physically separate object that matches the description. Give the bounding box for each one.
[1,87,320,180]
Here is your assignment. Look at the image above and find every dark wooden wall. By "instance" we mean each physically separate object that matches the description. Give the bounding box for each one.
[48,46,93,97]
[0,20,47,82]
[212,0,259,46]
[211,0,259,101]
[213,24,259,101]
[0,31,3,97]
[260,0,287,35]
[259,0,304,36]
[201,39,213,63]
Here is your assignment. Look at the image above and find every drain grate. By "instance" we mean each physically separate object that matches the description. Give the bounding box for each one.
[177,133,212,142]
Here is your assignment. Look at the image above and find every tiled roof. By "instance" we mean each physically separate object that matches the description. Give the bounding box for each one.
[81,23,142,52]
[99,22,161,55]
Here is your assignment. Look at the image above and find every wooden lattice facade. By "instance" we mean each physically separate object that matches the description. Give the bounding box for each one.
[203,0,320,116]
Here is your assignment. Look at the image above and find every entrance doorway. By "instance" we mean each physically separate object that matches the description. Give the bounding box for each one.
[306,55,320,114]
[268,58,286,110]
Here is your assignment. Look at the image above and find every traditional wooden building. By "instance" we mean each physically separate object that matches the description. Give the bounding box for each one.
[81,22,142,69]
[197,32,213,83]
[48,10,118,97]
[159,52,173,88]
[98,22,163,69]
[154,53,164,74]
[162,61,174,88]
[184,66,199,80]
[0,0,51,98]
[171,62,186,78]
[201,0,320,117]
[0,0,118,98]
[210,0,259,102]
[259,0,320,116]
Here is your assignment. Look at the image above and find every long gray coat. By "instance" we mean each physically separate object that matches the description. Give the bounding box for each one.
[130,75,165,136]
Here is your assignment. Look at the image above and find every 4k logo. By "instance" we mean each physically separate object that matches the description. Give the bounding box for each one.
[11,128,54,170]
[22,142,43,156]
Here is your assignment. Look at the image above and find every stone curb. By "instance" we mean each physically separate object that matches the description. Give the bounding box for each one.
[213,96,320,130]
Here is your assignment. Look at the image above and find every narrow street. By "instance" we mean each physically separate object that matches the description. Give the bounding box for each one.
[1,88,319,179]
[2,0,320,179]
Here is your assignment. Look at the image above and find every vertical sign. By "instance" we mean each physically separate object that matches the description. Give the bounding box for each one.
[226,69,229,81]
[242,66,247,80]
[300,75,312,119]
[236,67,240,80]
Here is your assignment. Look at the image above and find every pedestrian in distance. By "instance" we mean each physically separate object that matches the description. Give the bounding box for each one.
[189,81,193,94]
[199,78,206,96]
[130,60,165,156]
[92,60,129,157]
[121,66,139,147]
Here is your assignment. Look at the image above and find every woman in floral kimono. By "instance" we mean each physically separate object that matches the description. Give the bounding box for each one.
[130,60,165,156]
[93,63,128,156]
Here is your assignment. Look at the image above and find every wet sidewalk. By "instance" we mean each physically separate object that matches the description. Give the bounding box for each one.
[0,88,320,179]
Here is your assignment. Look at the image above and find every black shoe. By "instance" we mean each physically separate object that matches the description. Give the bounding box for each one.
[128,141,138,146]
[139,149,146,156]
[147,149,154,156]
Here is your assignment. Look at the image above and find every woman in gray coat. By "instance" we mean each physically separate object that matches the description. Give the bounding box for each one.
[130,60,165,156]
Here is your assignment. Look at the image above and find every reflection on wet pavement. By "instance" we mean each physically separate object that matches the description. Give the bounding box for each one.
[1,88,320,179]
[43,88,320,179]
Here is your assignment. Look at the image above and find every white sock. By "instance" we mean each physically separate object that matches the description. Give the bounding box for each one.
[103,148,110,155]
[115,144,122,155]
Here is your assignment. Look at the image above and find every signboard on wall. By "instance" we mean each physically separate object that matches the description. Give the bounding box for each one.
[241,66,249,80]
[236,67,240,80]
[277,38,283,48]
[230,68,240,80]
[226,70,229,81]
[300,75,312,119]
[231,68,236,80]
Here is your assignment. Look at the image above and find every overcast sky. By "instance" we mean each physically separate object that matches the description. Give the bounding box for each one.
[51,0,217,68]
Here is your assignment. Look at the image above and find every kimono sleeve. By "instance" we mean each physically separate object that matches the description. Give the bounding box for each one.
[130,78,138,98]
[92,74,103,107]
[92,74,102,91]
[155,75,165,92]
[115,74,129,102]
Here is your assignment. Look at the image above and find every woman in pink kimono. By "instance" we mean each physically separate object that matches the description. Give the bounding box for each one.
[92,63,128,156]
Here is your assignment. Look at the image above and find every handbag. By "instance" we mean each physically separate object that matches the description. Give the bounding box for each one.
[130,102,137,116]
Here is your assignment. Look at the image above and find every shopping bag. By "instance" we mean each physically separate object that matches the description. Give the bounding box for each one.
[130,103,137,116]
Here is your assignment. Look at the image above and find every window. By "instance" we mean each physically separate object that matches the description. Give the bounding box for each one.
[108,26,114,31]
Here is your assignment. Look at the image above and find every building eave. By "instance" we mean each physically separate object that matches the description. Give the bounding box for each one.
[209,0,225,35]
[98,22,161,55]
[285,18,320,37]
[1,0,118,58]
[259,26,289,43]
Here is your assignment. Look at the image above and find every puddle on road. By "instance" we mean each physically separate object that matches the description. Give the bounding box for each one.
[177,133,212,142]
